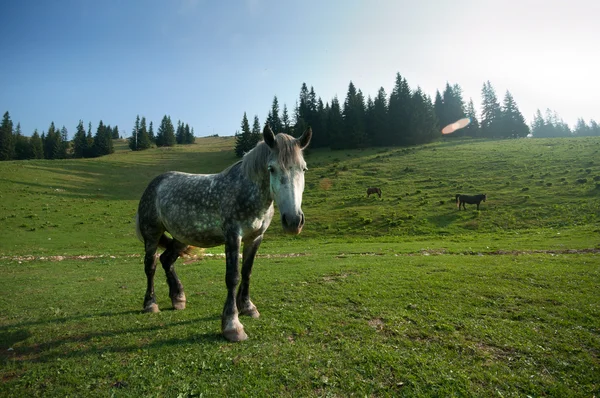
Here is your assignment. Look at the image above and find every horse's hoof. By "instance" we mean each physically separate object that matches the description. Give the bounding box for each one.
[144,303,160,313]
[240,306,260,318]
[172,293,186,310]
[222,317,248,342]
[223,328,248,342]
[238,301,260,318]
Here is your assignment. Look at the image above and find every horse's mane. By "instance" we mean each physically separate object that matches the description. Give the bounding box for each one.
[239,134,304,180]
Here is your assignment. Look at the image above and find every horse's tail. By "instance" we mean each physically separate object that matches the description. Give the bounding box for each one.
[135,212,143,243]
[135,212,194,257]
[158,234,195,257]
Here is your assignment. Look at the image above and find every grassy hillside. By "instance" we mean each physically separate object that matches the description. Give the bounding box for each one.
[1,136,598,256]
[0,136,598,396]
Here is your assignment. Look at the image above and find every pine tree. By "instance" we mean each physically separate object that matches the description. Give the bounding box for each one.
[14,123,33,160]
[327,96,344,149]
[372,87,389,146]
[184,123,195,144]
[464,98,480,137]
[129,115,151,150]
[342,82,366,148]
[296,83,310,135]
[500,91,529,138]
[574,118,591,136]
[30,130,43,159]
[295,83,318,137]
[408,88,439,145]
[388,73,412,146]
[129,115,140,151]
[307,87,318,134]
[267,96,283,134]
[589,120,600,136]
[156,115,176,147]
[59,126,68,158]
[531,109,546,137]
[0,111,15,160]
[532,109,571,137]
[364,96,375,147]
[73,120,88,158]
[176,120,184,144]
[148,121,155,144]
[440,83,466,133]
[251,116,261,145]
[281,104,291,135]
[480,81,503,138]
[85,122,94,157]
[235,112,252,157]
[112,125,120,139]
[433,90,444,129]
[139,117,152,149]
[92,120,114,156]
[43,122,60,159]
[315,97,329,148]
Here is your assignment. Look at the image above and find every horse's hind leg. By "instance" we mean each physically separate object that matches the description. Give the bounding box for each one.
[237,235,262,318]
[159,239,188,310]
[143,241,160,313]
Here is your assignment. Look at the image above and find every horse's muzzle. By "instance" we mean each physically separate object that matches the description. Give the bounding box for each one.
[281,212,305,235]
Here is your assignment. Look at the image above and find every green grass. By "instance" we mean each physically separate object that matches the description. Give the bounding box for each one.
[1,136,599,396]
[1,254,598,396]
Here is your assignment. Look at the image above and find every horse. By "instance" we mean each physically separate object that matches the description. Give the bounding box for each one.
[367,187,382,198]
[135,125,312,342]
[456,193,487,210]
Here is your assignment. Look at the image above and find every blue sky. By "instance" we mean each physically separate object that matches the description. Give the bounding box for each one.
[1,0,598,138]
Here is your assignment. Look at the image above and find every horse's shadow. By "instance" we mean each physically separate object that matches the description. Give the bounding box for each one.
[428,210,465,228]
[0,310,224,364]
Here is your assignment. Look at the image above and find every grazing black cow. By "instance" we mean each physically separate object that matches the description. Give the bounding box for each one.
[367,187,382,198]
[456,194,486,210]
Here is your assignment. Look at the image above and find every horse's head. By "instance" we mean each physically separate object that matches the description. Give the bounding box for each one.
[482,194,487,202]
[263,125,312,235]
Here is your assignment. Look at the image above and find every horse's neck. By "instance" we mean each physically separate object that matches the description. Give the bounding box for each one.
[238,170,272,208]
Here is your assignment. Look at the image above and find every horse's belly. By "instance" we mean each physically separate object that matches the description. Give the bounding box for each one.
[184,228,225,248]
[162,211,225,248]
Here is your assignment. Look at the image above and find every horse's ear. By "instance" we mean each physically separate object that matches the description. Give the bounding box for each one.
[263,125,276,148]
[297,127,312,149]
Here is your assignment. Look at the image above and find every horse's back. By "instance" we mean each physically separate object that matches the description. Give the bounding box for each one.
[137,172,221,240]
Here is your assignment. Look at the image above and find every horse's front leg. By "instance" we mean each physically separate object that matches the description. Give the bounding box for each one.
[221,231,247,342]
[237,235,262,318]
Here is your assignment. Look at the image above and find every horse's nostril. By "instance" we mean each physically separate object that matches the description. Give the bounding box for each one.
[299,213,305,227]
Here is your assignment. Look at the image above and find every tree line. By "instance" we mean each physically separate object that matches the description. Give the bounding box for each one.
[235,73,599,156]
[0,112,196,161]
[0,112,117,161]
[128,115,195,151]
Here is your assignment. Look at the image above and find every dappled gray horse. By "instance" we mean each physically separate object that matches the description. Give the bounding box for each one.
[135,125,312,341]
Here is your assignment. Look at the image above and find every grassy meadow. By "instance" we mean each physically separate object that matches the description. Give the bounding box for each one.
[1,136,599,397]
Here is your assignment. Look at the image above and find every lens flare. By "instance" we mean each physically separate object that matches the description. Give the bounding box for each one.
[442,117,471,134]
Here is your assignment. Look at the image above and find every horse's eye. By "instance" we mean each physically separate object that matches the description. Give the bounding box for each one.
[268,166,275,173]
[303,167,308,172]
